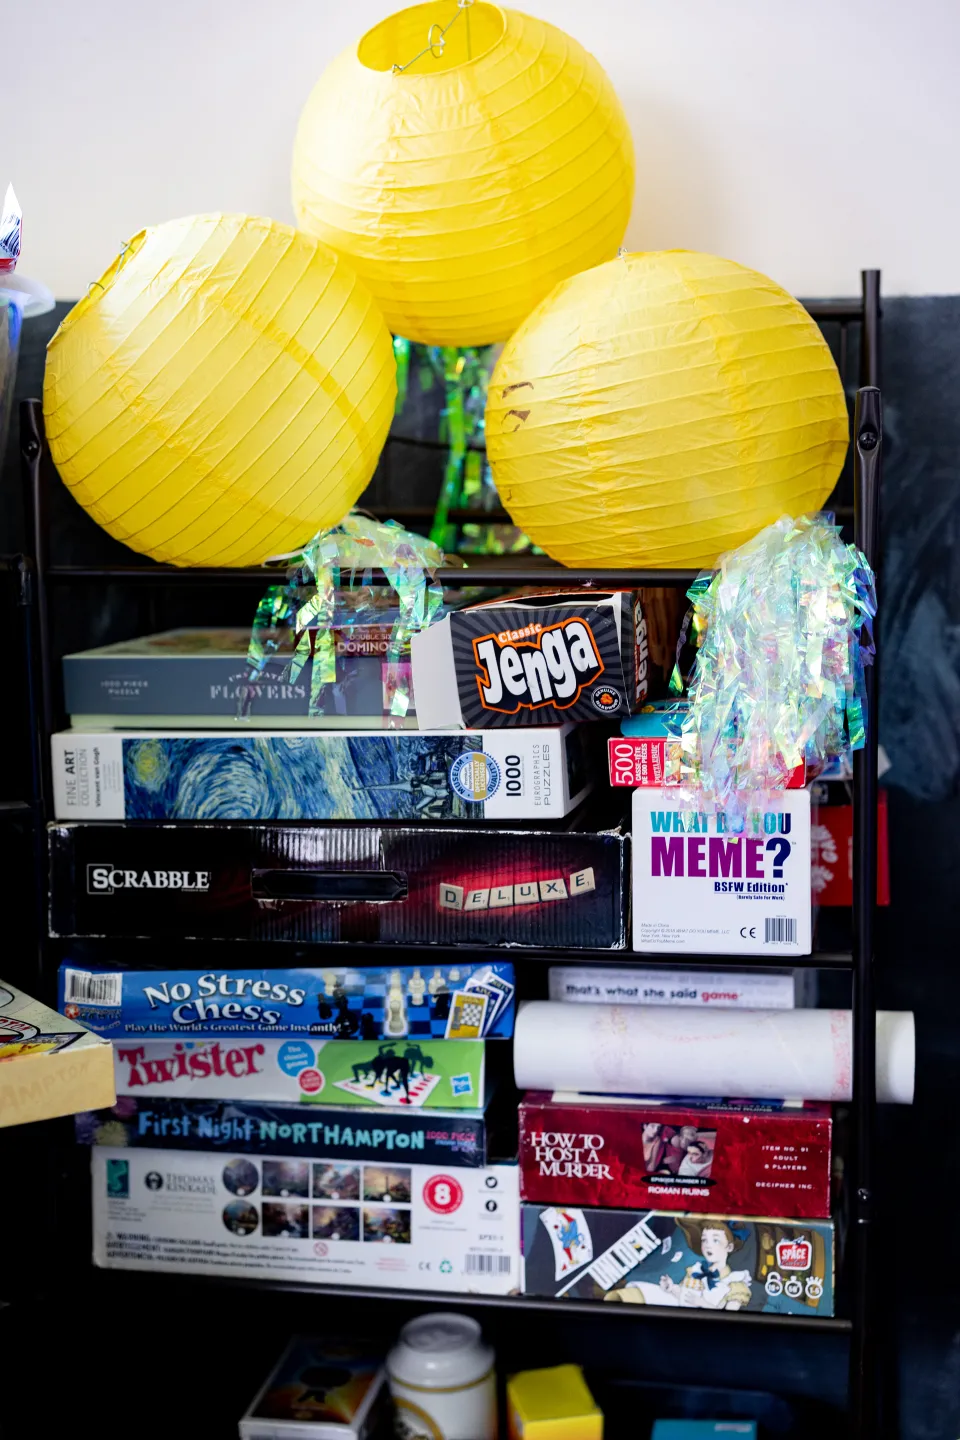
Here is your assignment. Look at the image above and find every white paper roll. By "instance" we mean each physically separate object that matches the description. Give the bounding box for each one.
[514,1003,915,1104]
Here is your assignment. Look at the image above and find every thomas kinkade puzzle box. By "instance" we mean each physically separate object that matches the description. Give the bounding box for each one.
[93,1146,519,1296]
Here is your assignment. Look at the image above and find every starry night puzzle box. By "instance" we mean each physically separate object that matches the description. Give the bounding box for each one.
[49,726,590,822]
[109,1036,486,1110]
[58,963,515,1042]
[521,1204,835,1316]
[48,823,627,948]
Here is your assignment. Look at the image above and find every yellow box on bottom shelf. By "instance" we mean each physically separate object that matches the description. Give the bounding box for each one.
[0,979,116,1127]
[507,1364,603,1439]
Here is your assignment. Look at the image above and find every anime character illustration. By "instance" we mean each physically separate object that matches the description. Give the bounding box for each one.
[605,1219,753,1311]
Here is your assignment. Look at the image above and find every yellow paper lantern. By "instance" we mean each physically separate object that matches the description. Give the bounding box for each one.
[486,250,850,569]
[291,2,634,347]
[44,213,396,568]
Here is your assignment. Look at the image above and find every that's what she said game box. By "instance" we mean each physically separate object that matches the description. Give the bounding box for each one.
[519,1096,832,1218]
[93,1146,519,1296]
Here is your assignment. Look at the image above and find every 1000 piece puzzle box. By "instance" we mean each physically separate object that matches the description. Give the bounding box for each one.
[50,727,590,821]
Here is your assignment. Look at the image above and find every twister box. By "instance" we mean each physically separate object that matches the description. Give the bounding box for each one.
[110,1037,485,1109]
[522,1205,835,1316]
[49,725,590,822]
[50,823,627,949]
[519,1096,832,1218]
[412,590,651,728]
[632,788,812,955]
[93,1146,520,1295]
[58,963,515,1041]
[77,1095,496,1166]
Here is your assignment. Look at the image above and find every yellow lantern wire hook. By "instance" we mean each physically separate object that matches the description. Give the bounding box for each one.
[393,0,474,73]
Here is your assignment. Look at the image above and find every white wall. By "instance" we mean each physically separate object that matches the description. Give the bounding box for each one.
[8,0,960,299]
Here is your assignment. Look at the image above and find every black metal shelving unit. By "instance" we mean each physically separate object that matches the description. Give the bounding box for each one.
[8,272,885,1437]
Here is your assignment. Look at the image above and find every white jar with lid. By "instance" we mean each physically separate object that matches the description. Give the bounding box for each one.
[387,1312,497,1439]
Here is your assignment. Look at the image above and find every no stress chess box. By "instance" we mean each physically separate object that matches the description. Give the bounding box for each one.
[50,823,627,949]
[58,963,515,1041]
[632,789,812,955]
[93,1146,520,1295]
[50,725,590,822]
[77,1095,497,1167]
[112,1037,485,1110]
[412,590,653,728]
[519,1096,832,1218]
[522,1205,835,1317]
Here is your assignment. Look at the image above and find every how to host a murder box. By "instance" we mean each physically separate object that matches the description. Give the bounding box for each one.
[50,727,589,822]
[49,824,628,948]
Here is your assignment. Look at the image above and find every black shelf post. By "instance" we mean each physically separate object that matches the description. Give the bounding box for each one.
[849,386,882,1437]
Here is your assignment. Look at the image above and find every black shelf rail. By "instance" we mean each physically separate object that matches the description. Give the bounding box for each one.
[94,1267,855,1331]
[15,273,884,1436]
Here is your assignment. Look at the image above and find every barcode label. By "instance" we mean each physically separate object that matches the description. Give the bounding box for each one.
[464,1254,512,1274]
[63,969,122,1006]
[764,919,797,945]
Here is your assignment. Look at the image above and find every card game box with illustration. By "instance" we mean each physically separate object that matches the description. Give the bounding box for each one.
[239,1336,387,1440]
[93,1146,520,1295]
[522,1204,835,1316]
[111,1036,485,1109]
[0,977,115,1127]
[77,1094,499,1166]
[58,962,516,1042]
[49,822,628,949]
[519,1096,832,1217]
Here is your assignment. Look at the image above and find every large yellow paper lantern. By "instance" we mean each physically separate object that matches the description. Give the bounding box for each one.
[291,2,634,347]
[44,214,396,567]
[486,250,850,569]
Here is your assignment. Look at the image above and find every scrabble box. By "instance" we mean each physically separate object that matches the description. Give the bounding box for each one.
[58,963,515,1041]
[111,1036,485,1109]
[49,822,628,949]
[522,1204,835,1316]
[93,1146,520,1295]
